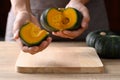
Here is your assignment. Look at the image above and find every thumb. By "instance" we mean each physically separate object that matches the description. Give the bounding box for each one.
[81,17,89,28]
[13,30,19,40]
[79,7,90,28]
[13,21,21,40]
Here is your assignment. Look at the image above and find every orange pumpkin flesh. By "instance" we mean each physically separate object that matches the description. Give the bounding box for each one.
[40,8,83,31]
[19,22,49,47]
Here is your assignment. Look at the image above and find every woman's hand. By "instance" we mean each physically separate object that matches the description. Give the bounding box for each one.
[52,0,90,39]
[13,11,52,54]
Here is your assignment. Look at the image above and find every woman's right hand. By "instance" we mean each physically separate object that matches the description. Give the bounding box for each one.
[52,0,90,39]
[13,11,52,54]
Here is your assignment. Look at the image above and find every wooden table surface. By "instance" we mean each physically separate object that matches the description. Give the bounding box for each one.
[0,41,120,80]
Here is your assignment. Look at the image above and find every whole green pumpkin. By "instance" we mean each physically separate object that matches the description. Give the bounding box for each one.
[86,30,120,58]
[86,30,115,47]
[95,35,120,58]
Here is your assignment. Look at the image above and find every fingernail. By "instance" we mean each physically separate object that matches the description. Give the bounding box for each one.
[52,32,55,35]
[22,46,28,52]
[63,30,67,33]
[13,31,19,40]
[34,47,39,51]
[29,47,38,52]
[63,31,70,34]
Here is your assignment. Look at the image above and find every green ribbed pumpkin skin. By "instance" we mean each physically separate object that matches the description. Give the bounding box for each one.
[95,35,120,58]
[40,8,57,32]
[86,30,120,59]
[86,30,115,47]
[21,35,49,47]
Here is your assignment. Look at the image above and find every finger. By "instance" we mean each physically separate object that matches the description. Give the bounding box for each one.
[39,40,50,51]
[52,31,74,39]
[22,42,47,54]
[77,26,88,35]
[37,37,52,52]
[16,38,24,48]
[31,15,41,27]
[28,47,40,54]
[22,37,52,54]
[81,15,90,28]
[22,46,39,54]
[32,37,52,54]
[22,46,30,53]
[13,30,19,40]
[13,19,23,40]
[13,22,20,40]
[79,7,90,28]
[62,30,79,39]
[63,25,88,39]
[46,37,52,43]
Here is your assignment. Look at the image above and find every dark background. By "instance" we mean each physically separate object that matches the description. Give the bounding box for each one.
[0,0,120,40]
[0,1,11,38]
[104,0,120,34]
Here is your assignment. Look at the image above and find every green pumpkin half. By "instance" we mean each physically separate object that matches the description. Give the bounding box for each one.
[40,7,83,31]
[19,22,49,47]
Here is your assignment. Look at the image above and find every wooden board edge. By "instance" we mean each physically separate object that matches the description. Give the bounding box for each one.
[15,66,104,74]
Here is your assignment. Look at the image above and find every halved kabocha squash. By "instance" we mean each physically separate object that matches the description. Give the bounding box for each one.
[19,22,49,47]
[40,7,83,31]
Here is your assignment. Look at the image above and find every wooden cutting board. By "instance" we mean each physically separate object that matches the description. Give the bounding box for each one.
[15,47,104,73]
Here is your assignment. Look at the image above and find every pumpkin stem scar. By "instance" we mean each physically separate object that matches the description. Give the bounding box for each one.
[100,32,106,36]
